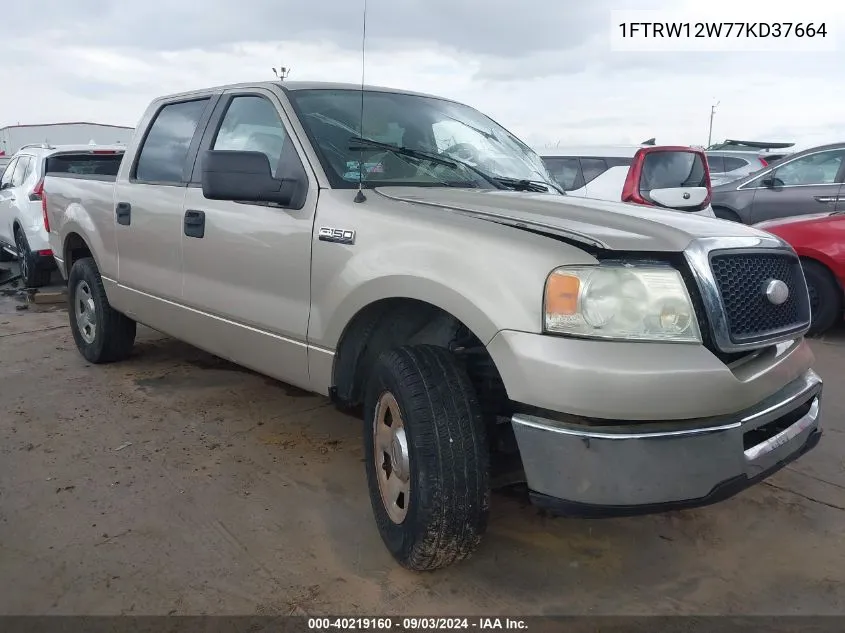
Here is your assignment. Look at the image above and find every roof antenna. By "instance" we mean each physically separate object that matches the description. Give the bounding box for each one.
[353,0,368,203]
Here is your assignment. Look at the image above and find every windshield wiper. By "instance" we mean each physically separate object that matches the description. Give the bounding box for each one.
[491,177,555,193]
[348,137,458,170]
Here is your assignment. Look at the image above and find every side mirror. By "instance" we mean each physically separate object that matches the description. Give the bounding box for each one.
[760,176,783,189]
[201,150,300,206]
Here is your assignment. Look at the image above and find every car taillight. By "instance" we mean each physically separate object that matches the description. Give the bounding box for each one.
[759,157,768,167]
[28,178,49,232]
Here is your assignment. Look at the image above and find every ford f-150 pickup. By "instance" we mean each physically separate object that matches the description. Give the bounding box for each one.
[44,81,823,571]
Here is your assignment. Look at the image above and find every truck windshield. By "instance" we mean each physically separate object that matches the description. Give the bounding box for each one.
[287,88,558,191]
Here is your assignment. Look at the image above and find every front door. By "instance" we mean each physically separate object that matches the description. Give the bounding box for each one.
[113,97,215,323]
[749,148,845,223]
[179,89,317,389]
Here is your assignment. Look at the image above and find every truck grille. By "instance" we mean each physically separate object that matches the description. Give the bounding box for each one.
[710,251,810,344]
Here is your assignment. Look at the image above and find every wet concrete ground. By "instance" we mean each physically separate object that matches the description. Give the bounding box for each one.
[1,277,844,615]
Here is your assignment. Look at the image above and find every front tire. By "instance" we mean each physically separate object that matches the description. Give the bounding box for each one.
[363,345,490,571]
[802,259,842,335]
[68,257,137,363]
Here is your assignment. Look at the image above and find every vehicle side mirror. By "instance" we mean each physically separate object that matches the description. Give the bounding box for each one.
[201,150,301,206]
[761,176,783,189]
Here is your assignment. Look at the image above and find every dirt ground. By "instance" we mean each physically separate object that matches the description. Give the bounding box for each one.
[1,272,844,616]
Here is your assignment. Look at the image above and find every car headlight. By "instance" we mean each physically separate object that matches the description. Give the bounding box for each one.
[544,263,702,343]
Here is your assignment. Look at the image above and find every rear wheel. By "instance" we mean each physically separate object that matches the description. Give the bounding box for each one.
[68,257,137,363]
[802,259,842,335]
[363,345,490,571]
[15,226,52,287]
[713,207,741,223]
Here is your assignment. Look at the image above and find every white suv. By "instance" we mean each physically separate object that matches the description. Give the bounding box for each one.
[535,144,716,217]
[0,143,124,286]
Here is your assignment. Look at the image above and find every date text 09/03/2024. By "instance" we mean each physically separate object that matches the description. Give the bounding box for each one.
[618,22,828,38]
[307,617,528,630]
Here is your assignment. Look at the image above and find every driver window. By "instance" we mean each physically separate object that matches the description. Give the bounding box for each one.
[213,96,289,177]
[773,150,845,186]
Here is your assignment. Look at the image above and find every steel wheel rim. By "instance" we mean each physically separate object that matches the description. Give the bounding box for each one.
[74,280,97,344]
[373,391,411,524]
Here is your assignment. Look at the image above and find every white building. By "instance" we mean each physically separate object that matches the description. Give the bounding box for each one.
[0,122,134,169]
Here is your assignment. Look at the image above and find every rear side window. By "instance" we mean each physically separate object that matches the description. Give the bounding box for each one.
[46,154,124,177]
[135,99,209,184]
[543,157,583,190]
[580,158,609,184]
[706,155,725,174]
[640,151,707,191]
[723,157,749,171]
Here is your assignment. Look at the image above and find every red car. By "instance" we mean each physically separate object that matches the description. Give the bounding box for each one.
[756,212,845,334]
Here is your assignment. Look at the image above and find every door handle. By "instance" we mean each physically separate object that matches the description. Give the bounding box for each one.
[814,196,837,204]
[184,209,206,238]
[116,202,131,225]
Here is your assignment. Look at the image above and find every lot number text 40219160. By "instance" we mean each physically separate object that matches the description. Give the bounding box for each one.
[617,22,828,38]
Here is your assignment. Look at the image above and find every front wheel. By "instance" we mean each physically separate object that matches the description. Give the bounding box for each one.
[68,257,137,363]
[363,345,490,571]
[802,259,842,335]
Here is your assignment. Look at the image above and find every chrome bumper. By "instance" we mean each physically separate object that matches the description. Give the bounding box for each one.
[511,370,822,515]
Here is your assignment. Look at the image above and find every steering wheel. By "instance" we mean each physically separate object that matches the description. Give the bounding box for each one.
[442,143,481,164]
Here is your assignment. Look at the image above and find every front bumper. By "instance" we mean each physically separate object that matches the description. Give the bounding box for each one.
[511,369,822,516]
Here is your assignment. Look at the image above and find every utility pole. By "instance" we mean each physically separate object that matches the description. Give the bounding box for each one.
[272,66,290,81]
[707,100,720,148]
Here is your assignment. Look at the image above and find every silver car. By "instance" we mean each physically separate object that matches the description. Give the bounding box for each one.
[711,142,845,223]
[706,150,770,186]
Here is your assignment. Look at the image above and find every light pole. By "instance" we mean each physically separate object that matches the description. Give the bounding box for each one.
[707,100,720,148]
[272,66,290,81]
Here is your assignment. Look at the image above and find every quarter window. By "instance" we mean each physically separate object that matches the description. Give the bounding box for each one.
[773,150,845,186]
[212,96,289,177]
[542,157,582,190]
[723,157,748,172]
[580,158,609,184]
[11,156,30,186]
[135,98,210,184]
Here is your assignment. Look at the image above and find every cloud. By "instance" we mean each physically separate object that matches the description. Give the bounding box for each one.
[1,0,844,152]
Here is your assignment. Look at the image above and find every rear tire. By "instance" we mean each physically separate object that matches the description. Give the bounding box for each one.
[713,207,741,223]
[15,226,52,287]
[363,345,490,571]
[68,257,136,363]
[802,259,842,335]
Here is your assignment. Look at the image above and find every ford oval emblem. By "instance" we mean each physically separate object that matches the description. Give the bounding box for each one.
[765,279,790,305]
[682,192,691,200]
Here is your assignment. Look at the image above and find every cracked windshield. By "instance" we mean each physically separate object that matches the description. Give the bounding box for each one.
[289,88,558,190]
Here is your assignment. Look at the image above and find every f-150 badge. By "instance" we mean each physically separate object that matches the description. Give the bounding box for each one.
[318,227,356,244]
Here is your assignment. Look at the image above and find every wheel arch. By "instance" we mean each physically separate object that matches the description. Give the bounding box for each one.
[330,297,510,421]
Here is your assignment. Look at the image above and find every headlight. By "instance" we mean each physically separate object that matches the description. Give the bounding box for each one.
[544,263,701,343]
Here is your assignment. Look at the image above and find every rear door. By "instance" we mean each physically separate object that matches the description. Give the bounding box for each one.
[179,88,317,389]
[114,97,216,306]
[749,148,845,223]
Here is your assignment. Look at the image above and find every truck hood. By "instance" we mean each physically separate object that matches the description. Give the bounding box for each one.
[376,187,772,252]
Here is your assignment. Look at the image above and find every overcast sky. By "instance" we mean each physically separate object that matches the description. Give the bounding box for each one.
[2,0,843,151]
